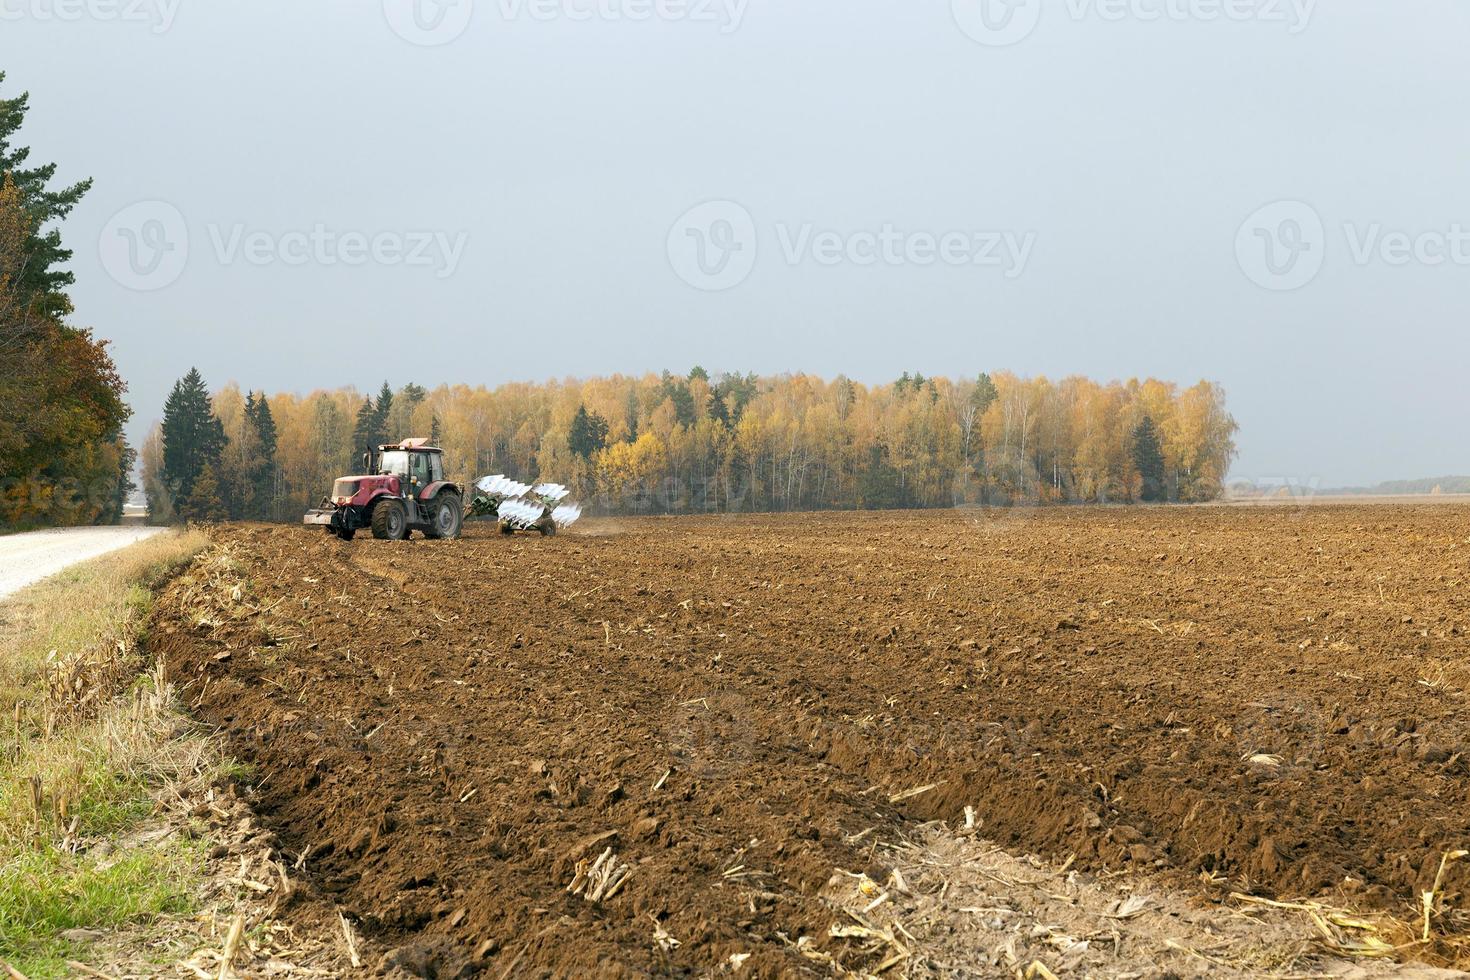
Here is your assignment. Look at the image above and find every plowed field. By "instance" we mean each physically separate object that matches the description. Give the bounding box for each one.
[152,505,1470,976]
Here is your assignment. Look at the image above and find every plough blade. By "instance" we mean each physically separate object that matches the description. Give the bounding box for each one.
[470,475,584,533]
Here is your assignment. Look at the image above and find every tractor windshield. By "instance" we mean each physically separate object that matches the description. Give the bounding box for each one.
[379,451,411,479]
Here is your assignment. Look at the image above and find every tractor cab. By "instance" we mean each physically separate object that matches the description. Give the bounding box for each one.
[370,439,445,495]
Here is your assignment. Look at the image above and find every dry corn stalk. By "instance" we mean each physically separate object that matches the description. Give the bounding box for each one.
[568,847,632,903]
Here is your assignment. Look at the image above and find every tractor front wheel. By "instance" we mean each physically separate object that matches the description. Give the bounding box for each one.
[371,499,408,540]
[335,527,356,541]
[427,493,463,540]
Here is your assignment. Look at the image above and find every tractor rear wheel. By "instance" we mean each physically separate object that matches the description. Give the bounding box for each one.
[371,499,408,540]
[427,493,463,540]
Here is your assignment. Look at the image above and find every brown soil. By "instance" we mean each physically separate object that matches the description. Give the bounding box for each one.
[150,505,1470,977]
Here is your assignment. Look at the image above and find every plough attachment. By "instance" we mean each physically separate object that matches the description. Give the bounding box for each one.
[470,475,584,535]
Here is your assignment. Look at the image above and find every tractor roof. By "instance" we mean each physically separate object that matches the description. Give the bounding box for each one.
[379,438,442,452]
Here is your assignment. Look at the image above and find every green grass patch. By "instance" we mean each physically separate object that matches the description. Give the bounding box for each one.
[0,840,199,976]
[0,528,215,975]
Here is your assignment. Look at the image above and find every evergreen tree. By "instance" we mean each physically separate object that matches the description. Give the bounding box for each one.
[1131,415,1167,503]
[969,372,1000,501]
[160,368,225,512]
[659,372,696,427]
[179,463,228,521]
[972,373,998,413]
[388,382,425,437]
[374,381,394,440]
[247,392,278,520]
[859,444,903,509]
[0,73,93,316]
[568,405,609,459]
[834,376,855,420]
[708,390,730,427]
[712,372,758,424]
[352,397,377,457]
[625,389,640,441]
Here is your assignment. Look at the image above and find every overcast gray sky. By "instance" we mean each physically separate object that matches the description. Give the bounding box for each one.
[5,0,1466,487]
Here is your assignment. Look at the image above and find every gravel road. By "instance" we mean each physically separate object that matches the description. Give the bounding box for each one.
[0,526,168,600]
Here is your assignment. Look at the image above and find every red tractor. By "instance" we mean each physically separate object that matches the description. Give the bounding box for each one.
[303,438,463,541]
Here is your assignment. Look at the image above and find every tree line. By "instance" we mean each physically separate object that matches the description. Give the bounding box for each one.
[144,367,1237,522]
[0,74,133,529]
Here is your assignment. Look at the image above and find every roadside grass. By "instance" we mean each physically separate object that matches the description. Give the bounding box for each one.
[0,529,216,977]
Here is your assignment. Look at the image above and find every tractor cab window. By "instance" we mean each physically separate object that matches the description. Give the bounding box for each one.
[410,452,433,486]
[379,451,411,480]
[428,453,444,483]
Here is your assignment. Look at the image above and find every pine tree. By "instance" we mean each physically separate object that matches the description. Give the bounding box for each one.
[1131,415,1167,503]
[161,368,225,512]
[970,372,999,501]
[708,390,730,427]
[659,372,696,427]
[247,392,278,520]
[859,444,903,509]
[352,397,377,457]
[625,389,640,441]
[972,373,998,413]
[569,405,609,459]
[179,463,228,522]
[0,73,93,316]
[374,381,394,441]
